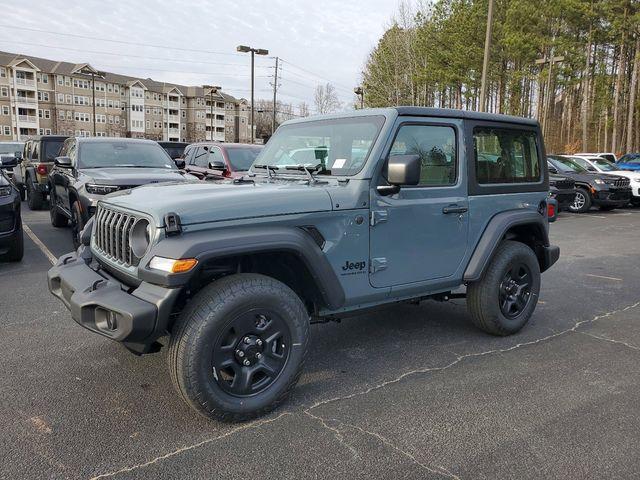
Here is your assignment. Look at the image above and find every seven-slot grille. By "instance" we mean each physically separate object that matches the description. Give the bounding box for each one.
[612,177,630,187]
[93,204,139,267]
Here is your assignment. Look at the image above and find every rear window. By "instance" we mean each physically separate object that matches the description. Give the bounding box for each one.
[474,128,540,184]
[226,147,261,171]
[42,139,65,161]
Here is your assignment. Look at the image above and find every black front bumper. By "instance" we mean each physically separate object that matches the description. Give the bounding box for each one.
[593,187,631,206]
[47,247,180,352]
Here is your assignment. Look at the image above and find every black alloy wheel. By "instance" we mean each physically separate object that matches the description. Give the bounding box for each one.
[212,309,291,397]
[498,262,532,319]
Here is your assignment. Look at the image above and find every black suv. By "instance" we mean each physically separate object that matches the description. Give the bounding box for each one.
[548,173,576,210]
[0,156,23,262]
[15,135,68,210]
[547,155,631,212]
[49,137,195,246]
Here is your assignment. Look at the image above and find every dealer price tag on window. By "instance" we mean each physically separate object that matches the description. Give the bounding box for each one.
[333,158,346,169]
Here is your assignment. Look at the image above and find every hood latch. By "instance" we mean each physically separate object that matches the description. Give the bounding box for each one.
[164,212,182,236]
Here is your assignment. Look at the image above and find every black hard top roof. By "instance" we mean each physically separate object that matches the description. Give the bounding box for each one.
[394,107,539,126]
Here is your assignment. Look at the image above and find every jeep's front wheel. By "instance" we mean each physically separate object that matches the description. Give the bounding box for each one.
[467,241,541,336]
[169,273,309,422]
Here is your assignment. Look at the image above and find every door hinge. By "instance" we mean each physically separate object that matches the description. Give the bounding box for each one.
[370,209,388,226]
[370,257,388,273]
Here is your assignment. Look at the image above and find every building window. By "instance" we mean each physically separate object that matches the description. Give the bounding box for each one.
[38,128,44,135]
[0,87,8,97]
[0,67,6,77]
[42,74,48,84]
[67,110,72,120]
[57,93,64,103]
[59,110,65,119]
[1,106,8,115]
[107,84,113,93]
[45,128,51,135]
[38,109,43,118]
[146,120,150,129]
[182,110,186,118]
[66,94,72,104]
[65,76,71,86]
[3,126,9,136]
[115,116,120,124]
[57,75,63,85]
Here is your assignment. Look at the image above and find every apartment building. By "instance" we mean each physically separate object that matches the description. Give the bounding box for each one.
[0,50,252,143]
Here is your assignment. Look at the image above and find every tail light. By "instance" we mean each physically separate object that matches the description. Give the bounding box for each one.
[36,164,48,176]
[547,202,555,218]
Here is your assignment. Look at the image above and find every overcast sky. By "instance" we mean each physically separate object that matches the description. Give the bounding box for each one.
[0,0,398,113]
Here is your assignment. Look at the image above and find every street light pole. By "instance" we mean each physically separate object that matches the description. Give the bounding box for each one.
[272,56,279,135]
[354,86,364,109]
[237,45,269,144]
[91,72,97,136]
[479,0,494,112]
[203,85,221,142]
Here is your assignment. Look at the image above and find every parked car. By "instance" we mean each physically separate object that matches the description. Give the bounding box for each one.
[15,135,68,210]
[49,107,559,421]
[616,153,640,171]
[569,155,640,206]
[548,172,577,210]
[49,137,196,247]
[158,141,189,162]
[0,156,23,262]
[547,155,631,212]
[181,142,263,180]
[575,152,617,163]
[0,141,24,183]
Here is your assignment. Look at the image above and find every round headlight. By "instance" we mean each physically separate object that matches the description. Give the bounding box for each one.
[130,218,151,259]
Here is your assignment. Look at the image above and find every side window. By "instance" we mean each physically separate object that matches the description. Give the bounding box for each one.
[192,146,209,167]
[183,146,195,163]
[389,124,456,186]
[474,128,540,184]
[23,141,31,160]
[208,148,225,168]
[67,141,77,164]
[31,142,39,161]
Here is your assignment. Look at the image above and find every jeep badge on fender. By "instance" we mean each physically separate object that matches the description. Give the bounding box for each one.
[48,107,559,422]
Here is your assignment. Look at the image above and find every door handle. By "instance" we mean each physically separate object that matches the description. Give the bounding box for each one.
[442,205,468,214]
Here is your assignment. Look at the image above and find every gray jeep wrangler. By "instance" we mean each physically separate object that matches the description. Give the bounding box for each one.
[48,108,559,421]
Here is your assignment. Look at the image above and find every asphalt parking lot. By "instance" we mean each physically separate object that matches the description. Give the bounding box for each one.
[2,205,640,479]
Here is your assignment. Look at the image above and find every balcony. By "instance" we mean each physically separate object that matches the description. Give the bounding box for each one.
[206,132,225,141]
[168,127,180,135]
[15,97,37,106]
[18,115,37,125]
[168,114,180,123]
[14,78,36,88]
[167,100,180,109]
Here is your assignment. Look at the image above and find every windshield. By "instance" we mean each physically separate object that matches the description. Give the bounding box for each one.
[620,155,640,164]
[162,146,186,159]
[254,116,385,175]
[226,147,262,171]
[79,142,177,169]
[0,143,22,155]
[591,158,618,171]
[43,140,65,161]
[549,156,587,173]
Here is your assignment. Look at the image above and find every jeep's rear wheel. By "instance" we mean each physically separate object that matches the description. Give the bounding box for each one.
[569,187,591,213]
[169,273,309,422]
[26,178,44,210]
[467,241,540,336]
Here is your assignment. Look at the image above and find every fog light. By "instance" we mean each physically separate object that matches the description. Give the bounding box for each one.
[149,256,198,274]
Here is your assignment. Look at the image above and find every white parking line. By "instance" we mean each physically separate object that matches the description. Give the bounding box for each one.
[585,273,623,282]
[22,223,57,265]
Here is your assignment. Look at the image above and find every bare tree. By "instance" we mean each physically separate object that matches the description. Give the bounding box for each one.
[298,102,310,117]
[314,83,342,114]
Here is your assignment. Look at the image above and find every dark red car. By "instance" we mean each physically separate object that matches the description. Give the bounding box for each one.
[180,143,263,180]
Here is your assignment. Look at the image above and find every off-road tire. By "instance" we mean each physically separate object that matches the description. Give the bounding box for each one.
[569,187,591,213]
[2,227,24,262]
[49,192,68,227]
[26,178,44,210]
[467,241,541,336]
[169,273,310,422]
[71,201,84,249]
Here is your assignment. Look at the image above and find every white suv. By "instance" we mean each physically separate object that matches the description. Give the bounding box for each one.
[568,155,640,205]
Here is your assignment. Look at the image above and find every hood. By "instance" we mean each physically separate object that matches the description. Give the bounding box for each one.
[600,170,640,180]
[81,167,193,186]
[559,171,624,183]
[102,180,334,226]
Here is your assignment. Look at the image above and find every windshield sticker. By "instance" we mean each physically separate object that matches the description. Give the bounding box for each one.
[333,158,347,169]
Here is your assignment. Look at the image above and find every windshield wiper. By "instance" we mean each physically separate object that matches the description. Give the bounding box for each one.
[253,164,279,179]
[283,164,330,184]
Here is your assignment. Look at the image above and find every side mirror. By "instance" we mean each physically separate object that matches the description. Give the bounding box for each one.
[548,166,558,174]
[54,156,72,168]
[377,154,421,196]
[14,151,22,161]
[209,160,226,171]
[0,156,18,169]
[174,159,186,169]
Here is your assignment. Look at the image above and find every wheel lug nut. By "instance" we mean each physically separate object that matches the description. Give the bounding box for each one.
[256,353,262,359]
[243,359,250,366]
[244,337,251,344]
[237,351,244,357]
[256,339,262,346]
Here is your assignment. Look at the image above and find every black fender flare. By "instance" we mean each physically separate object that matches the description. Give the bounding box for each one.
[139,226,346,310]
[463,210,552,282]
